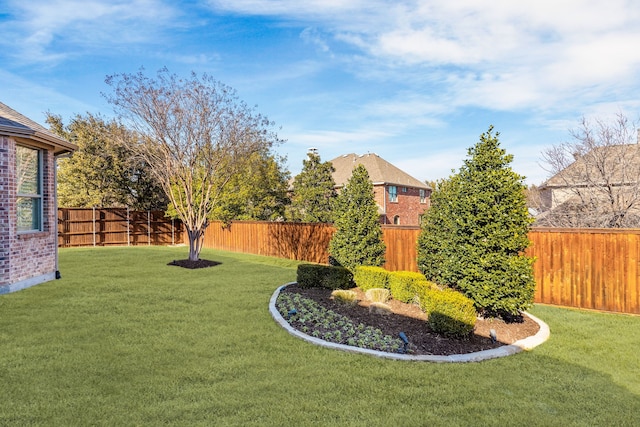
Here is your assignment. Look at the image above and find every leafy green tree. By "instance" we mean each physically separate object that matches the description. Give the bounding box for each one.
[46,112,167,209]
[329,164,385,269]
[417,126,535,317]
[209,152,291,223]
[105,68,283,261]
[288,151,336,222]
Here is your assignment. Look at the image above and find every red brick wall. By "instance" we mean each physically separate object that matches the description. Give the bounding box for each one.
[375,185,430,226]
[0,136,9,284]
[0,136,58,289]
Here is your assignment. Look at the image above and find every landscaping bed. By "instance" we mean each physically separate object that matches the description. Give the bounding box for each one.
[278,283,540,356]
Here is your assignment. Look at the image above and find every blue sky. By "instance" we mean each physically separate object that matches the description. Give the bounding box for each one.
[2,0,640,185]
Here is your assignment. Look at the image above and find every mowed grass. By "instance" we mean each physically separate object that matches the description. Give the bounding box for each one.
[1,246,639,426]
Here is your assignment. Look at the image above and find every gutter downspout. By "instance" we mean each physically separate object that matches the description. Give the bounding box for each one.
[54,152,72,279]
[383,184,387,224]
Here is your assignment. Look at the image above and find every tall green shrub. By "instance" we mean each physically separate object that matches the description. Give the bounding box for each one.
[329,164,386,270]
[288,151,336,222]
[417,126,535,317]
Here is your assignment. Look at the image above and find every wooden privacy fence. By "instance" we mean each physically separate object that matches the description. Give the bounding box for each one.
[202,221,334,263]
[201,221,419,270]
[201,221,640,315]
[528,228,640,315]
[58,208,183,247]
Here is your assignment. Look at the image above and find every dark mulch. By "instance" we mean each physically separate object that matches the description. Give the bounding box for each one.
[167,259,221,269]
[281,283,540,356]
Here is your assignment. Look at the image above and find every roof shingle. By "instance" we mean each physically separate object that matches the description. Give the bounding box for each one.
[330,153,430,189]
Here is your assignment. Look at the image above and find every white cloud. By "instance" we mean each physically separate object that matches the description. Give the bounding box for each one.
[209,0,640,115]
[2,0,180,64]
[285,128,392,148]
[300,27,331,54]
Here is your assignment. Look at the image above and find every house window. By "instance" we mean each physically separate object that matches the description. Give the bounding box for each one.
[389,185,397,202]
[402,187,407,193]
[420,189,427,203]
[16,145,42,232]
[393,215,400,225]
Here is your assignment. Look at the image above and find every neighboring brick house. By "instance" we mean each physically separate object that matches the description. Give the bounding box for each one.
[0,102,76,294]
[330,153,431,226]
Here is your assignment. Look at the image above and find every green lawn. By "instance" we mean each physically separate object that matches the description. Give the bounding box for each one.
[1,246,639,426]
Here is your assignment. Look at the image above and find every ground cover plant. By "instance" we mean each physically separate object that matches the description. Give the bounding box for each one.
[276,291,405,353]
[1,246,639,425]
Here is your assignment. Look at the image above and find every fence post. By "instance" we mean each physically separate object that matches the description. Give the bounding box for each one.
[171,218,175,246]
[127,206,131,246]
[147,210,151,246]
[92,206,96,247]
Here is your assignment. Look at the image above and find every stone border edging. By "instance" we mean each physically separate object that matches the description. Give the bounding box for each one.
[269,282,550,362]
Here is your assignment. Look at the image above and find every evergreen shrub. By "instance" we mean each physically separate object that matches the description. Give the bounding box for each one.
[418,288,477,338]
[353,266,390,292]
[417,126,535,317]
[388,271,435,303]
[296,264,353,290]
[329,164,385,269]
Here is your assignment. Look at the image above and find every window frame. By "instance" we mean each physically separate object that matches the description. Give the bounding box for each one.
[16,144,43,233]
[388,185,397,203]
[420,189,427,204]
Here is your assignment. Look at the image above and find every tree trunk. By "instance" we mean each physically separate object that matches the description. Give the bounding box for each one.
[187,227,204,261]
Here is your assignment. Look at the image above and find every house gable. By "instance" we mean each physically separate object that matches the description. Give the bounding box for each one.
[540,143,640,210]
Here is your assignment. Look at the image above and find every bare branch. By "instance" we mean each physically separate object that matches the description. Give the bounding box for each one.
[104,68,283,260]
[537,113,640,228]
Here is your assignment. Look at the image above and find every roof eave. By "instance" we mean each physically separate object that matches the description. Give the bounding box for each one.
[0,124,77,154]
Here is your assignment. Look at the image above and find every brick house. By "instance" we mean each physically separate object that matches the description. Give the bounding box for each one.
[330,153,431,226]
[0,102,76,294]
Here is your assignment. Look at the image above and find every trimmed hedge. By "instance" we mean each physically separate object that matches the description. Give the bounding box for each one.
[387,271,435,303]
[353,265,476,338]
[418,288,477,338]
[297,264,354,290]
[353,266,390,292]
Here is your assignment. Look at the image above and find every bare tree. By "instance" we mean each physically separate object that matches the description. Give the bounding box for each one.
[105,68,283,261]
[539,113,640,228]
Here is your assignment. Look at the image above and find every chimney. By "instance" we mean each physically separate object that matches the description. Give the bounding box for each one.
[637,129,640,144]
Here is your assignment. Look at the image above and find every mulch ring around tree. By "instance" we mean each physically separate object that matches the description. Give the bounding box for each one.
[167,259,221,269]
[281,283,541,356]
